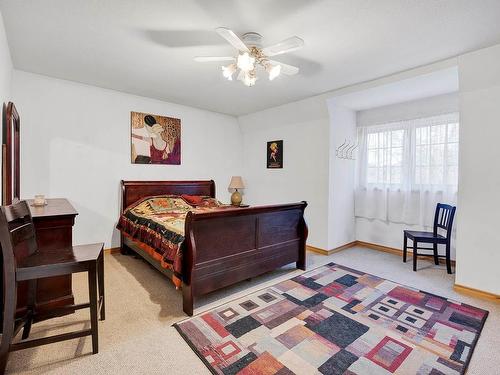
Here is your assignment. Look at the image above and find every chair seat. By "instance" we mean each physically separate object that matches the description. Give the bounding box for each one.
[404,230,446,243]
[16,243,104,281]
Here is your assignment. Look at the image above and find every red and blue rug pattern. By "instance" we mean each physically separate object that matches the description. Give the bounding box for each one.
[174,263,488,374]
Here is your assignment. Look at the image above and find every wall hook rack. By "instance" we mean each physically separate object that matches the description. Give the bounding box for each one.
[335,139,357,160]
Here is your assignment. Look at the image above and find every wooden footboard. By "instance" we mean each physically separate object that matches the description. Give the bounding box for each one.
[182,203,308,315]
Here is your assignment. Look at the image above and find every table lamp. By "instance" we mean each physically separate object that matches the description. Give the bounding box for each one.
[229,176,245,206]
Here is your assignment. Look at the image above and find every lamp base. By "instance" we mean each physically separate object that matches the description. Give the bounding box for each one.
[231,190,242,206]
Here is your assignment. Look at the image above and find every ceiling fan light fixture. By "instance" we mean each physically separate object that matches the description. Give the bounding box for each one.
[195,28,303,87]
[268,64,282,80]
[237,52,255,72]
[243,71,257,87]
[221,64,237,80]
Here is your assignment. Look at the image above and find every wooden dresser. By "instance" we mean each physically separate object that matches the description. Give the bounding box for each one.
[15,198,78,320]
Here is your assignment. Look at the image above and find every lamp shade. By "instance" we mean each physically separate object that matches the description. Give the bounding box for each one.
[229,176,245,190]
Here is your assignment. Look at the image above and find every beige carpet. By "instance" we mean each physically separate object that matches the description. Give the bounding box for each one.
[5,247,500,374]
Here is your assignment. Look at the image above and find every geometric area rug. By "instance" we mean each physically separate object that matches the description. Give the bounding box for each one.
[174,263,488,375]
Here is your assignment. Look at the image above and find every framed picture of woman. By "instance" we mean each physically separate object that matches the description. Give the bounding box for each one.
[267,140,283,168]
[131,111,181,165]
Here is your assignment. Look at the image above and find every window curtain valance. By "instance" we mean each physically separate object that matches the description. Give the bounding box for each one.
[355,113,459,227]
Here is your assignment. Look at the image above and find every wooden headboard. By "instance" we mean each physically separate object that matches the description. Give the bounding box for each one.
[121,180,216,211]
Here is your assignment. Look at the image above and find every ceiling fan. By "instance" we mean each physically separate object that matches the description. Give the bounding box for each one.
[194,27,304,87]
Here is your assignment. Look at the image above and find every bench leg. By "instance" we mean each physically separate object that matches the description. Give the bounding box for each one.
[88,263,99,354]
[98,252,105,321]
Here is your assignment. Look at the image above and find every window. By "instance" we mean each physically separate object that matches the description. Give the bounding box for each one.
[366,129,404,184]
[355,113,459,225]
[415,122,459,186]
[360,114,459,188]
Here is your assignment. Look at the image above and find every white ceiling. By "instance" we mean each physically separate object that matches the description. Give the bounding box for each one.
[330,67,459,111]
[1,0,500,116]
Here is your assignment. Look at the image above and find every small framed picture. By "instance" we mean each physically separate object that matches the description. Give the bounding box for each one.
[267,140,283,168]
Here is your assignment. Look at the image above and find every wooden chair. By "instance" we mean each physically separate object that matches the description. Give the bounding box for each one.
[403,203,456,274]
[0,201,105,374]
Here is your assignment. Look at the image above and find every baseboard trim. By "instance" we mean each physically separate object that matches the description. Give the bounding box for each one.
[306,241,357,256]
[310,241,497,303]
[104,247,121,254]
[356,241,402,256]
[306,245,329,255]
[454,283,500,301]
[356,240,456,267]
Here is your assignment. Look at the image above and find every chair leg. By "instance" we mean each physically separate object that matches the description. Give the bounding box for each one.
[88,263,99,354]
[21,313,34,341]
[403,234,408,263]
[0,280,17,374]
[97,252,105,321]
[446,243,452,274]
[432,243,439,266]
[413,240,418,272]
[22,279,37,340]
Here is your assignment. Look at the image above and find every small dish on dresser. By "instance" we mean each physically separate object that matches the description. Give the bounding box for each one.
[31,201,48,207]
[32,195,48,207]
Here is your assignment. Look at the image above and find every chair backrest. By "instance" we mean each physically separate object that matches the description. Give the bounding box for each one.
[433,203,456,240]
[0,201,38,280]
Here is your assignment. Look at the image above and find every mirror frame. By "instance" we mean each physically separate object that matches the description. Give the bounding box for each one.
[2,102,20,205]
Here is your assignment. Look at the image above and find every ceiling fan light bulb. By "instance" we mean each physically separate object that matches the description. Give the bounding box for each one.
[268,64,282,80]
[221,64,236,80]
[237,52,255,72]
[243,72,256,87]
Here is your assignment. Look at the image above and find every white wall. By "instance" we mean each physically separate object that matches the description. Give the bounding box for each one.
[239,97,330,249]
[238,60,459,252]
[456,44,500,294]
[12,70,242,248]
[10,57,457,254]
[0,9,13,191]
[0,9,11,105]
[327,103,356,249]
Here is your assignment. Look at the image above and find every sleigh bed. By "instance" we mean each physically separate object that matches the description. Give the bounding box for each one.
[118,180,308,315]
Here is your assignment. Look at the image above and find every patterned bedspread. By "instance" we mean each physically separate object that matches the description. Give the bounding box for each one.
[116,195,225,288]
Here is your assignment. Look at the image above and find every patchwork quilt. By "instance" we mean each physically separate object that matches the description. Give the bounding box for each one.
[117,195,224,288]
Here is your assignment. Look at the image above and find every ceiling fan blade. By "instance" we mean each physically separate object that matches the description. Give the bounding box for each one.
[262,36,304,57]
[268,60,300,75]
[193,56,235,62]
[215,27,249,52]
